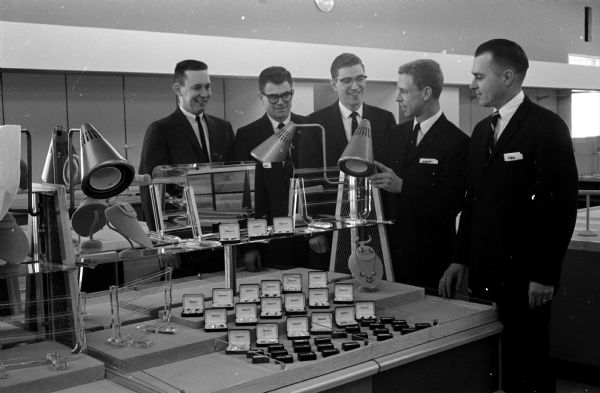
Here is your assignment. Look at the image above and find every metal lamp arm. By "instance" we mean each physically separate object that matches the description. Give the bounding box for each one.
[68,128,80,216]
[292,123,342,185]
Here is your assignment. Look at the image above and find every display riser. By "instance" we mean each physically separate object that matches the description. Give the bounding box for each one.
[0,341,105,393]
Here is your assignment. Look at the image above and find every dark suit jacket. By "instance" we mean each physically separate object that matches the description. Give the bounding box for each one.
[139,107,235,230]
[384,114,469,289]
[297,102,396,168]
[455,96,578,300]
[233,112,311,165]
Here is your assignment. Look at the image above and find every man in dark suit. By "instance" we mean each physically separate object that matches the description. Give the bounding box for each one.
[439,39,578,392]
[139,60,235,276]
[233,66,311,270]
[369,59,468,290]
[139,59,235,231]
[297,53,396,268]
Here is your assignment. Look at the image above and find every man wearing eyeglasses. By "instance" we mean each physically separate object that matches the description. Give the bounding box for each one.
[297,53,396,269]
[234,66,310,164]
[234,66,312,270]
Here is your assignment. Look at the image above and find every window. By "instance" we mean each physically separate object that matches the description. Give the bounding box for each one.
[569,54,600,138]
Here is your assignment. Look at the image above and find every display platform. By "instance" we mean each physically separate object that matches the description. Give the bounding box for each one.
[83,268,500,393]
[0,341,105,393]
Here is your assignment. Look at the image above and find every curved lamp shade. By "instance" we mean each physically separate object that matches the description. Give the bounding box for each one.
[0,213,29,265]
[71,198,108,237]
[338,119,375,177]
[251,122,297,162]
[79,123,135,199]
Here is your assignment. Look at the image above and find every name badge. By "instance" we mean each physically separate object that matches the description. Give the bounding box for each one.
[419,158,438,165]
[504,152,523,161]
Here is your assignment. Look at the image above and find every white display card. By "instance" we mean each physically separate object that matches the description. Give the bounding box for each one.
[219,222,241,241]
[205,308,227,329]
[334,283,355,302]
[247,219,268,237]
[212,288,234,308]
[308,288,330,307]
[272,216,293,234]
[282,273,302,292]
[182,294,204,315]
[284,293,306,313]
[286,316,309,337]
[260,280,282,297]
[239,284,260,303]
[311,312,333,332]
[260,297,282,317]
[227,329,251,351]
[355,301,376,319]
[256,323,279,345]
[235,303,257,324]
[335,306,357,326]
[308,271,328,289]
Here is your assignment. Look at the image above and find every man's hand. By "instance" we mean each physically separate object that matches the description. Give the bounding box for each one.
[309,234,330,254]
[438,263,467,298]
[528,281,554,309]
[242,249,262,272]
[369,161,403,193]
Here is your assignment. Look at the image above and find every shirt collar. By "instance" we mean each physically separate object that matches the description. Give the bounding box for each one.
[180,105,203,120]
[339,101,363,119]
[267,114,292,131]
[413,109,443,136]
[495,90,524,122]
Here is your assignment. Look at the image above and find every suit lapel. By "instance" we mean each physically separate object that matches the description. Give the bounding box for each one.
[175,108,206,161]
[489,97,532,161]
[330,103,349,154]
[403,115,446,166]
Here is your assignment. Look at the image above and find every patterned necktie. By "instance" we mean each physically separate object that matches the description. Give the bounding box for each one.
[195,115,209,162]
[350,111,359,135]
[278,122,291,160]
[488,111,500,152]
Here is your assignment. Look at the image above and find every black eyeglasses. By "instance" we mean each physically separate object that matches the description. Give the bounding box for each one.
[261,90,294,104]
[336,75,368,86]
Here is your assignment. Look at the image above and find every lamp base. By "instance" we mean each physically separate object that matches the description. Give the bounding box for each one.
[578,230,598,237]
[80,239,103,252]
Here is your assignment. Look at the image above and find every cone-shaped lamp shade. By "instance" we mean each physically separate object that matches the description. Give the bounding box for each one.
[338,119,375,177]
[251,122,297,162]
[41,126,79,185]
[0,213,29,265]
[79,123,135,199]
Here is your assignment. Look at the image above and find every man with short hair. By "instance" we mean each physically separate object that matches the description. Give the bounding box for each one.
[439,39,578,392]
[297,53,396,269]
[139,60,235,276]
[139,60,235,231]
[369,59,468,289]
[234,66,311,270]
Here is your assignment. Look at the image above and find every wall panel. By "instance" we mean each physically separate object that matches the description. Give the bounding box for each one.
[66,74,126,159]
[2,72,68,180]
[123,75,174,171]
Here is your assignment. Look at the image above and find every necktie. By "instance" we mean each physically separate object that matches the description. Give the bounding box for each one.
[277,122,291,160]
[488,111,500,152]
[277,122,285,131]
[410,123,421,148]
[195,115,209,162]
[350,112,359,135]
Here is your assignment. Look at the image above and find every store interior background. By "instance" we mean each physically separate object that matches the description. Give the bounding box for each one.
[1,1,600,390]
